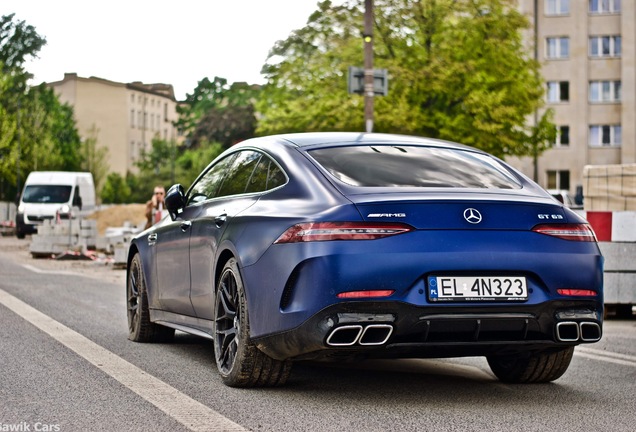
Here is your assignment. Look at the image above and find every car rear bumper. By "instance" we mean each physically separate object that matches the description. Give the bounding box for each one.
[252,300,603,361]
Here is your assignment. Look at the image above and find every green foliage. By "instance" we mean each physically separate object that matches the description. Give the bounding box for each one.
[80,125,110,200]
[191,104,256,148]
[124,137,224,203]
[177,77,260,149]
[257,0,554,159]
[100,172,131,204]
[0,14,83,200]
[0,13,46,71]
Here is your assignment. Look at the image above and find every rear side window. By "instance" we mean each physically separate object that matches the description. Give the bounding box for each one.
[217,151,262,197]
[309,145,521,189]
[246,157,286,193]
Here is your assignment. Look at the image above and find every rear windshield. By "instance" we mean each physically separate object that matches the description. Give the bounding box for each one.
[22,185,72,204]
[308,145,521,189]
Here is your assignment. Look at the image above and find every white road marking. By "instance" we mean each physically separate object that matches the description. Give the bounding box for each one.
[22,264,80,276]
[0,288,246,432]
[575,346,636,368]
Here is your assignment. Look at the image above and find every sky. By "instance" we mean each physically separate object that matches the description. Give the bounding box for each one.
[4,0,327,100]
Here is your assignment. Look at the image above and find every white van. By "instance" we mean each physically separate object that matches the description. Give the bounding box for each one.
[16,171,96,239]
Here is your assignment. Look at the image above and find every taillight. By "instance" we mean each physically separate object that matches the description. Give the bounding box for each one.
[274,222,414,244]
[557,289,598,297]
[532,224,597,242]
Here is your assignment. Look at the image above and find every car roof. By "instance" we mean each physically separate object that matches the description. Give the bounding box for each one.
[246,132,481,153]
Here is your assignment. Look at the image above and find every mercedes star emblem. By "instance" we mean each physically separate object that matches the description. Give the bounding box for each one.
[463,208,482,224]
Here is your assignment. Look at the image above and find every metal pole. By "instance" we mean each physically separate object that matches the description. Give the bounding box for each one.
[364,0,374,133]
[532,0,539,182]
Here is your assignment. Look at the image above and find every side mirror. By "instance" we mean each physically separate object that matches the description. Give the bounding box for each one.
[165,184,186,220]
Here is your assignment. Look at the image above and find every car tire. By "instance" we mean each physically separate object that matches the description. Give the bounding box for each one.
[487,346,574,383]
[213,258,292,387]
[127,253,175,343]
[16,230,25,239]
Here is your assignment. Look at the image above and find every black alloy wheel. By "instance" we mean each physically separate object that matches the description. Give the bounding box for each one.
[214,262,240,374]
[127,253,174,342]
[213,258,292,387]
[487,346,574,383]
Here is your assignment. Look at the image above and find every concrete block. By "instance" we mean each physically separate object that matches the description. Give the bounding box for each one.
[604,272,636,303]
[599,242,636,271]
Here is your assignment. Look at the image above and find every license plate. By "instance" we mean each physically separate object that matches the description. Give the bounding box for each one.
[428,276,528,302]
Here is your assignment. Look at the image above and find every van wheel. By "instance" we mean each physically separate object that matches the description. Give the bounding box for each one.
[16,231,25,239]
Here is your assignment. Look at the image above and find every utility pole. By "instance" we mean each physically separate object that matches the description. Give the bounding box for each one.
[532,0,539,182]
[364,0,374,133]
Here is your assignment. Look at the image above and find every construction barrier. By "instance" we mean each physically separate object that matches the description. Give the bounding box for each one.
[584,211,636,317]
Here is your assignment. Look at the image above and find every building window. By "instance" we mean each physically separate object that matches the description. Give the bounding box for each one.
[553,125,570,146]
[589,125,621,147]
[547,170,570,190]
[546,37,569,59]
[131,94,135,104]
[130,109,135,128]
[590,36,621,57]
[589,0,621,14]
[546,0,569,15]
[589,81,621,102]
[138,111,142,129]
[547,81,569,102]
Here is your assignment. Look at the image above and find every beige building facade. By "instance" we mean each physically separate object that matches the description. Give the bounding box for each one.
[49,73,180,177]
[512,0,635,199]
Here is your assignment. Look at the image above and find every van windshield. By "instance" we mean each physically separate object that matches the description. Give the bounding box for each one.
[22,185,72,204]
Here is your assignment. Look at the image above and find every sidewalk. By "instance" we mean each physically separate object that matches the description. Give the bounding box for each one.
[0,234,126,286]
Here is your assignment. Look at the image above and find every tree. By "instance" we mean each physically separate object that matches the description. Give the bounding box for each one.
[0,13,46,71]
[0,14,85,200]
[126,136,223,203]
[101,172,131,204]
[177,77,260,149]
[257,0,555,159]
[80,125,110,198]
[191,104,256,148]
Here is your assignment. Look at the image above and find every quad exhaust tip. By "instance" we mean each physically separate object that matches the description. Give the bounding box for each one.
[326,325,363,346]
[579,322,601,342]
[556,321,601,342]
[326,324,393,347]
[359,324,394,345]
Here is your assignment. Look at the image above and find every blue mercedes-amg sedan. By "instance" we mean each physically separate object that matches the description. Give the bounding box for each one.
[126,132,603,387]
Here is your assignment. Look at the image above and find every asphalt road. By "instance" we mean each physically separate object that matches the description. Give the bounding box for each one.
[1,235,635,432]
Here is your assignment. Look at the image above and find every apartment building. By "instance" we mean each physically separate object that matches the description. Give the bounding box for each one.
[511,0,635,199]
[48,73,180,176]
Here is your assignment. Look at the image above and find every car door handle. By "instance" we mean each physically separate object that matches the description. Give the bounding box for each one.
[180,221,192,232]
[215,214,227,228]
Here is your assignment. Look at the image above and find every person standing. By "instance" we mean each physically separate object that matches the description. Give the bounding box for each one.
[145,185,165,229]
